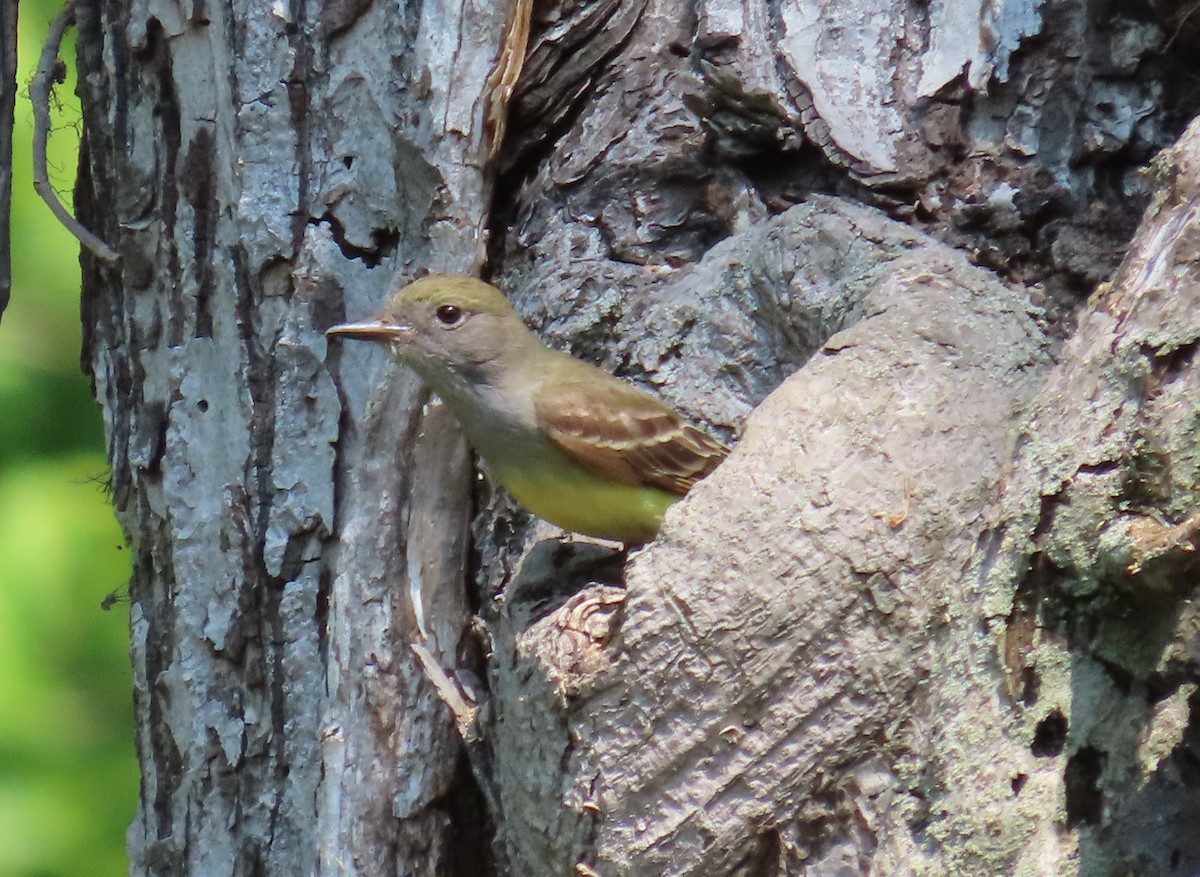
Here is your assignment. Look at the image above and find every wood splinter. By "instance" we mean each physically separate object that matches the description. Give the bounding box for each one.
[409,641,480,742]
[410,641,503,821]
[483,0,534,162]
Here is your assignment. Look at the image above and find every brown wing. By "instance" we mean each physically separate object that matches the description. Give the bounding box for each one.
[534,376,729,496]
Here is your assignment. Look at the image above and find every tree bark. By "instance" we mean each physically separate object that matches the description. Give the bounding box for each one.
[75,1,501,873]
[73,0,1200,875]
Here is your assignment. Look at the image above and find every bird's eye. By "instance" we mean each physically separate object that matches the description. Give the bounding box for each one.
[435,304,464,326]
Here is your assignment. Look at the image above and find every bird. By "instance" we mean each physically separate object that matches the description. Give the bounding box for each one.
[326,274,728,544]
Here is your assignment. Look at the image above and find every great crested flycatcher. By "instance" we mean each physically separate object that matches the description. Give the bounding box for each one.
[326,274,728,543]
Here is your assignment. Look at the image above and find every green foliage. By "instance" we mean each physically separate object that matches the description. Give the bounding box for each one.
[0,2,136,875]
[0,458,134,877]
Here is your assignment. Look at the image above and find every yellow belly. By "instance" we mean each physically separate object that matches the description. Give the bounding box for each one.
[491,456,679,544]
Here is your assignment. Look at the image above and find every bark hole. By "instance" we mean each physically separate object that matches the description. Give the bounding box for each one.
[1031,709,1068,757]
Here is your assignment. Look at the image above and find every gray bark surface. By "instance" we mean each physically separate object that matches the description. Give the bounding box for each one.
[70,0,1200,875]
[984,121,1200,875]
[75,1,501,873]
[491,197,1053,875]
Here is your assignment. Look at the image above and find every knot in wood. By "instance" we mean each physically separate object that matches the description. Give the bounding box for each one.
[527,585,625,699]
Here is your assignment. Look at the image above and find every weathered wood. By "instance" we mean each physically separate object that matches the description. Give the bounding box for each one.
[478,3,1200,871]
[74,0,504,873]
[984,117,1200,876]
[489,122,1200,872]
[491,198,1052,874]
[501,0,1187,326]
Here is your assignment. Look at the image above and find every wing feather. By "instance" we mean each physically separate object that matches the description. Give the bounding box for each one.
[534,377,728,496]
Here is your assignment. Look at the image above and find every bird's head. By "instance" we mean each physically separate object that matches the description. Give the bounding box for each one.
[326,274,536,381]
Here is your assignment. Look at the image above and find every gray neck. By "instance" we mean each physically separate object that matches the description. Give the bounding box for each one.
[406,345,549,459]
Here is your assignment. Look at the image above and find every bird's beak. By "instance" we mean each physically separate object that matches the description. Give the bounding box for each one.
[325,320,410,342]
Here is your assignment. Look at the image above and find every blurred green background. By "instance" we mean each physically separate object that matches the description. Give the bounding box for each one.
[0,2,137,875]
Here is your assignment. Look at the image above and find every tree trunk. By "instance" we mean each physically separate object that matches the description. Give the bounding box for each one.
[73,0,1200,875]
[75,1,500,873]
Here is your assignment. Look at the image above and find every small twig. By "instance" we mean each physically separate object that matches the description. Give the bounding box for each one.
[0,0,17,319]
[31,2,120,264]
